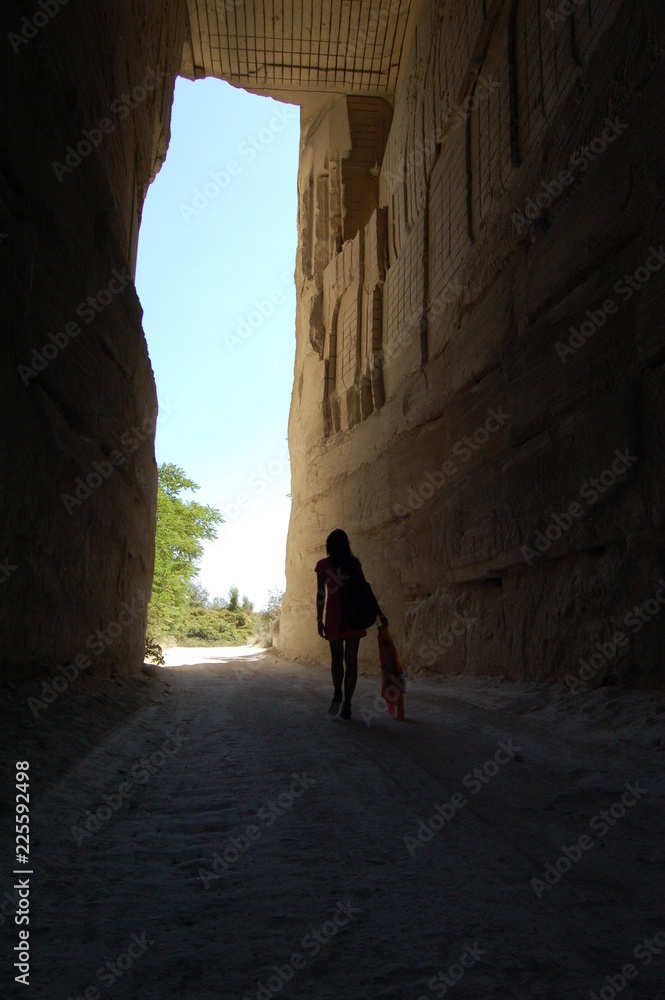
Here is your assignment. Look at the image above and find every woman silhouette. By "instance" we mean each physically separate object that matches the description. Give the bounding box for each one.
[315,529,387,720]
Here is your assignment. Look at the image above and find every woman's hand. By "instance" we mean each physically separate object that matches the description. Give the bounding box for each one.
[316,573,326,637]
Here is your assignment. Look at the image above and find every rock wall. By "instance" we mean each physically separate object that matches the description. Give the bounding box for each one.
[279,0,665,688]
[2,0,664,690]
[0,0,186,679]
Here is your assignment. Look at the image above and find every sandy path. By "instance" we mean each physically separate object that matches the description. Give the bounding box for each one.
[5,649,665,999]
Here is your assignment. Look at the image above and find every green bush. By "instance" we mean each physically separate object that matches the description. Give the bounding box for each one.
[252,588,284,647]
[173,602,253,645]
[146,466,284,648]
[144,635,165,665]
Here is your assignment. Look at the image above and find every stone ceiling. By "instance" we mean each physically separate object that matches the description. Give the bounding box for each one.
[182,0,412,97]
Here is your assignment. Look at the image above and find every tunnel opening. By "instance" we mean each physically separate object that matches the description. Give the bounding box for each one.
[3,3,665,994]
[134,77,300,656]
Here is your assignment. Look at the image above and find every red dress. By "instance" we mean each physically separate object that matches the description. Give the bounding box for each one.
[315,556,367,641]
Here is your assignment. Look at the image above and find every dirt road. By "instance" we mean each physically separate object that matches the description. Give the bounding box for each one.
[3,648,665,999]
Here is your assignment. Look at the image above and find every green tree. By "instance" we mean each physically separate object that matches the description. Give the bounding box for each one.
[227,585,240,612]
[149,463,223,634]
[190,582,211,607]
[253,588,284,646]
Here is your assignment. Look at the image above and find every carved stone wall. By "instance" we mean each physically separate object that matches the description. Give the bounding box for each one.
[2,0,664,689]
[278,0,665,688]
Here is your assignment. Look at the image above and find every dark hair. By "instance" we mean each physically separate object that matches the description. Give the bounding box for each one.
[325,529,358,574]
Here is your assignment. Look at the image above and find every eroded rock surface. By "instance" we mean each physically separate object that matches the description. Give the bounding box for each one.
[278,1,665,687]
[2,1,664,686]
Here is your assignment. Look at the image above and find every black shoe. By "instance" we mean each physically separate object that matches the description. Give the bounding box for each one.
[340,701,352,720]
[328,694,342,715]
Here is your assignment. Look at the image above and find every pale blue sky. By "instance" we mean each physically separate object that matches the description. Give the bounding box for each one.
[135,77,300,610]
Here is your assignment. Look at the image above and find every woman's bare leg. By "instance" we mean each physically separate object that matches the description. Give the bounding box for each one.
[329,640,344,696]
[343,637,360,703]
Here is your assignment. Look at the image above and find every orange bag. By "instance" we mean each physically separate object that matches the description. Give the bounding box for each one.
[377,625,406,719]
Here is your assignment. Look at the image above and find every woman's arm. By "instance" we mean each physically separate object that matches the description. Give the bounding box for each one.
[316,571,326,637]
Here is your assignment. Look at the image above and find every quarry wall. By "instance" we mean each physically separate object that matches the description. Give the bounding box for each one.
[278,0,665,687]
[0,0,186,677]
[1,0,664,689]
